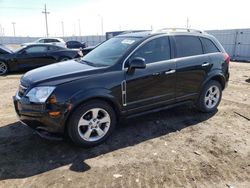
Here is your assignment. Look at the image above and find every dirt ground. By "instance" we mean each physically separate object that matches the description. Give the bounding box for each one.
[0,62,250,188]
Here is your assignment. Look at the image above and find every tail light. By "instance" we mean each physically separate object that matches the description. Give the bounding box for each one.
[224,53,230,64]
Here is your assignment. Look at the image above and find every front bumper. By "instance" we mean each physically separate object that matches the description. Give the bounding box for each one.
[13,95,67,134]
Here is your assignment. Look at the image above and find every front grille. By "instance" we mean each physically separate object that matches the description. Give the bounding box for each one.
[18,84,27,98]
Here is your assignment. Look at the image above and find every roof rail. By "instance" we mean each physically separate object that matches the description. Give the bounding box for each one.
[154,28,205,34]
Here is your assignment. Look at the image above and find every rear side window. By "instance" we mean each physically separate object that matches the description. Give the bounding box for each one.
[201,38,220,53]
[44,39,60,43]
[25,46,48,53]
[131,37,171,64]
[175,36,203,58]
[51,39,60,42]
[48,46,61,51]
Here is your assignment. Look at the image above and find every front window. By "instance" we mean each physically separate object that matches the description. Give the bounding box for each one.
[81,37,141,67]
[130,37,171,64]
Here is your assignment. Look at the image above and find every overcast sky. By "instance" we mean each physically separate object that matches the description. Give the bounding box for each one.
[0,0,250,37]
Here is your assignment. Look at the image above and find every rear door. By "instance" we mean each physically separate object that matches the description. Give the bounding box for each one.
[45,45,62,65]
[173,35,211,101]
[125,36,176,111]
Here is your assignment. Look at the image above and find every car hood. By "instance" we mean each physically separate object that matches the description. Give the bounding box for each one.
[0,45,13,54]
[21,59,103,86]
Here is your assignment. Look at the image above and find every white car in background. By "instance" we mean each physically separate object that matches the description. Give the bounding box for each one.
[22,38,66,48]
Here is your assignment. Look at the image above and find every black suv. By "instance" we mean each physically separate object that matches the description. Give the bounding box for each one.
[13,29,230,147]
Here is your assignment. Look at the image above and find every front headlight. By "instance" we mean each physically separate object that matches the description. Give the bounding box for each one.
[26,86,55,103]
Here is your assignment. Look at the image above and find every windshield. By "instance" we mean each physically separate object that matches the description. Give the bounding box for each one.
[14,46,27,53]
[81,37,141,67]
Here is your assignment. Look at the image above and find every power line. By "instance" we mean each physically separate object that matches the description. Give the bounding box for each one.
[42,4,50,37]
[0,6,40,10]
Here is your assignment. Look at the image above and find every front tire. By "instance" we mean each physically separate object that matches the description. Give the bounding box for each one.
[196,80,222,113]
[0,61,8,75]
[67,100,116,147]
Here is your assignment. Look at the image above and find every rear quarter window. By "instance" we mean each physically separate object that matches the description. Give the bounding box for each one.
[174,36,203,58]
[201,37,220,53]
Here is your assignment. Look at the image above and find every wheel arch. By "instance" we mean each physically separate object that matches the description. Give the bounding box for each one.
[210,75,226,90]
[64,94,121,134]
[201,72,226,92]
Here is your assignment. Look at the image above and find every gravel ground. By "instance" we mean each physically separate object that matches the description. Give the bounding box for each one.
[0,62,250,188]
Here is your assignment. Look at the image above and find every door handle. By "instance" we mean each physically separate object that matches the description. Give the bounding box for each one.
[202,62,210,67]
[165,69,176,75]
[152,72,160,76]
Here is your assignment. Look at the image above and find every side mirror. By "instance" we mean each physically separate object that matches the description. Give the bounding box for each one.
[128,57,146,70]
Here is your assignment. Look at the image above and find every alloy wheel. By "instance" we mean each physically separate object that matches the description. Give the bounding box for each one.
[77,108,111,142]
[0,62,7,75]
[204,85,220,109]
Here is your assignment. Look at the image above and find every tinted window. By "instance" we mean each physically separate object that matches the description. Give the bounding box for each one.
[72,41,80,45]
[44,39,59,43]
[51,39,60,42]
[38,39,45,43]
[131,37,171,64]
[25,46,48,53]
[201,38,220,53]
[43,39,50,43]
[48,45,61,51]
[67,41,79,45]
[175,36,203,58]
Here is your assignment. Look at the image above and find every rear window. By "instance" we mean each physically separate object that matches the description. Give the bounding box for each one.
[201,37,220,53]
[175,36,203,58]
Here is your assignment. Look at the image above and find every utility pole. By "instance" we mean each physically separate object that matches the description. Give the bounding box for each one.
[73,23,76,36]
[42,4,50,37]
[78,19,82,36]
[186,17,190,29]
[12,22,16,36]
[98,15,103,35]
[61,21,64,37]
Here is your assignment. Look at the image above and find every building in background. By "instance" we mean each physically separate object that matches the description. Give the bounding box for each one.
[207,29,250,62]
[1,29,250,62]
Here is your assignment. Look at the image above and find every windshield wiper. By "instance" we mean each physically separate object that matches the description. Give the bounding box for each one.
[81,60,107,67]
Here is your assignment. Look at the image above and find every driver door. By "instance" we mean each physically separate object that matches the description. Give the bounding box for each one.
[16,45,49,70]
[125,36,176,111]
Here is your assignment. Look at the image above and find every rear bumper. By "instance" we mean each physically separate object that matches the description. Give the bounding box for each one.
[13,95,67,134]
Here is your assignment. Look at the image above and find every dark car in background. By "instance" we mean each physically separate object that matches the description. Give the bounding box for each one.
[0,44,82,75]
[13,29,230,147]
[81,46,96,56]
[66,40,86,49]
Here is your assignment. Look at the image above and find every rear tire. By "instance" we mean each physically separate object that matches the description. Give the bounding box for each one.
[67,100,116,147]
[59,57,70,62]
[196,80,222,113]
[0,61,8,75]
